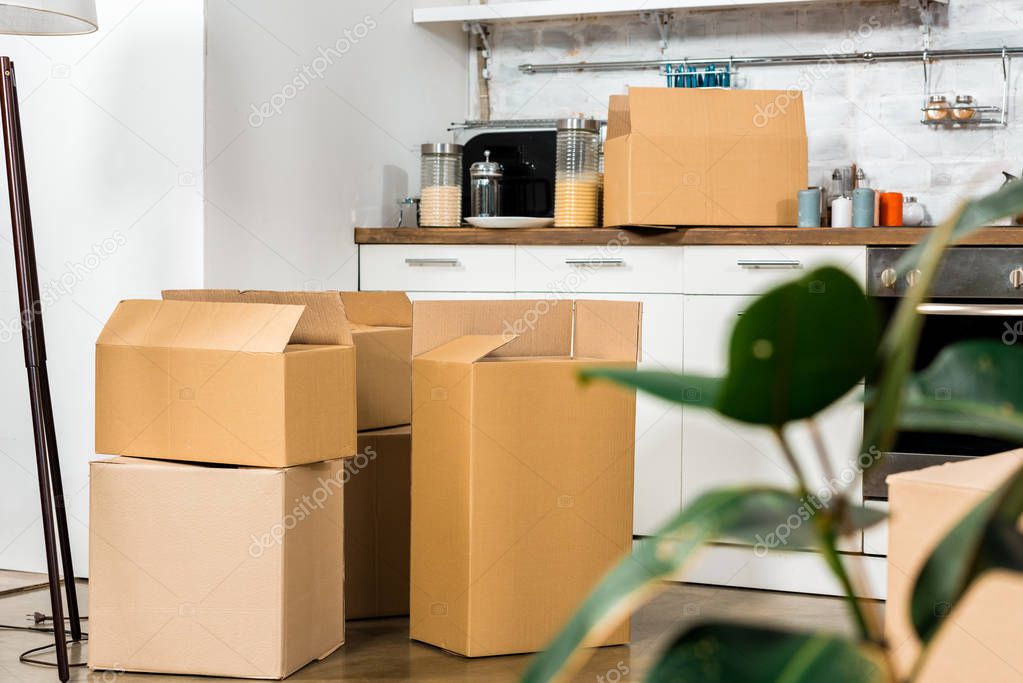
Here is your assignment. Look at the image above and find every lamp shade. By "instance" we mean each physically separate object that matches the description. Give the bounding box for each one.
[0,0,96,35]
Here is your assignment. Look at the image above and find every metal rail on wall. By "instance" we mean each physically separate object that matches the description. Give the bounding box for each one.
[518,45,1023,74]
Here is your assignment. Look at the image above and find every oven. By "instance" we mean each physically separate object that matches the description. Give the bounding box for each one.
[863,246,1023,500]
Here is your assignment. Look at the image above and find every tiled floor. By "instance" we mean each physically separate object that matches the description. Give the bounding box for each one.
[0,572,863,682]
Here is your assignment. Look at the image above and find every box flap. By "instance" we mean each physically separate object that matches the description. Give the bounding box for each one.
[412,300,573,358]
[625,87,806,138]
[163,289,353,345]
[97,299,303,353]
[606,94,631,141]
[573,300,642,362]
[888,449,1023,491]
[417,335,517,364]
[338,292,411,327]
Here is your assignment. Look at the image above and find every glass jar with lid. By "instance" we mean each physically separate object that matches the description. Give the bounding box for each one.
[554,117,600,227]
[924,95,950,122]
[952,94,976,122]
[420,143,463,227]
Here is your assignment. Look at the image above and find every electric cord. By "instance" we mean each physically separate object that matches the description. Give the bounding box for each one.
[0,613,89,670]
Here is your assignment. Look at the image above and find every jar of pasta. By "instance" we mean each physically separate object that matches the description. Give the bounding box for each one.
[420,143,463,227]
[554,117,600,227]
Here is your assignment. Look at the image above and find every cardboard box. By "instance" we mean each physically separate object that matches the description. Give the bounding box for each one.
[88,457,346,679]
[409,299,641,657]
[163,290,412,431]
[886,450,1023,681]
[604,87,808,227]
[345,426,411,619]
[95,299,356,467]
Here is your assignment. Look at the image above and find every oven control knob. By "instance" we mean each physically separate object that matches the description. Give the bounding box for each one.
[1011,267,1023,289]
[880,267,898,288]
[905,269,922,288]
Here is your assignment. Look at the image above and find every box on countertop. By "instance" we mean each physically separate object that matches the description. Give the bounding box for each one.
[345,425,411,620]
[95,299,356,467]
[886,450,1023,682]
[603,87,808,228]
[410,298,641,657]
[163,289,412,431]
[88,456,346,679]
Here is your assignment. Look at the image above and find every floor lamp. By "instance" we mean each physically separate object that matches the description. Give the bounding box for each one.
[0,2,97,682]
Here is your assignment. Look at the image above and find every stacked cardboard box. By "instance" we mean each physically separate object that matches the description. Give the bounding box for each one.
[409,298,642,656]
[89,291,415,679]
[160,290,415,621]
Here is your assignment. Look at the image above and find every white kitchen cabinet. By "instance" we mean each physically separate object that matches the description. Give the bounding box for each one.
[683,245,867,294]
[682,294,865,551]
[516,245,684,294]
[360,245,515,292]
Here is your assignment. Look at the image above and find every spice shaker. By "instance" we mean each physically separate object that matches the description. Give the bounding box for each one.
[469,150,503,218]
[420,143,463,227]
[554,117,601,227]
[903,196,926,227]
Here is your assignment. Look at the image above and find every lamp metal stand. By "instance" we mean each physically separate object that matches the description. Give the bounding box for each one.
[0,56,81,683]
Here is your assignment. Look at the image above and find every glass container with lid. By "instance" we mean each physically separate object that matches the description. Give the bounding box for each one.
[469,150,503,218]
[925,95,950,121]
[554,117,600,227]
[420,143,463,227]
[952,94,976,121]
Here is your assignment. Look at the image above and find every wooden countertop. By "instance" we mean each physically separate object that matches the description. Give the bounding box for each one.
[355,226,1023,246]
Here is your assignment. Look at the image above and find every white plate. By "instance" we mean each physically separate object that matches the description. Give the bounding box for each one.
[465,216,555,229]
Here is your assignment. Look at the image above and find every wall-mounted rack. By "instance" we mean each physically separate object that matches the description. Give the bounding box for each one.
[518,45,1023,75]
[919,47,1009,127]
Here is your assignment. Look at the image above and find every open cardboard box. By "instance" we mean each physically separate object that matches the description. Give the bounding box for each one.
[604,87,808,227]
[163,290,412,431]
[886,450,1023,682]
[345,425,411,620]
[410,299,641,657]
[95,299,356,467]
[88,456,346,679]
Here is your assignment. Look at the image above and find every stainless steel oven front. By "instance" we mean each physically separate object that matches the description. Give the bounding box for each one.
[863,246,1023,500]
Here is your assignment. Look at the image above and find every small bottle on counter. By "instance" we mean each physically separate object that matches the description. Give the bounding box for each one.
[880,192,904,227]
[797,188,822,228]
[420,143,463,227]
[852,188,876,228]
[831,196,853,228]
[903,196,927,226]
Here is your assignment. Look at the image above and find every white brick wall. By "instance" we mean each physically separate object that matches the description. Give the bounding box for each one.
[479,0,1023,224]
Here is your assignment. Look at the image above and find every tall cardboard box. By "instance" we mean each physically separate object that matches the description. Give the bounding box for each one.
[410,299,641,657]
[604,87,808,227]
[345,426,411,619]
[886,450,1023,682]
[89,457,346,679]
[163,289,412,431]
[95,299,356,467]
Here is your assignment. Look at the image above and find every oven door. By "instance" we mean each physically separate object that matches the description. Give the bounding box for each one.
[863,297,1023,500]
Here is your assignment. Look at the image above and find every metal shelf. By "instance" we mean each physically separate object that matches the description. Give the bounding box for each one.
[412,0,872,24]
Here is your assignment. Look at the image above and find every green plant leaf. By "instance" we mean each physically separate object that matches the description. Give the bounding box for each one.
[646,623,888,682]
[520,487,886,683]
[910,462,1023,646]
[898,341,1023,443]
[582,267,878,428]
[865,180,1023,458]
[579,368,720,409]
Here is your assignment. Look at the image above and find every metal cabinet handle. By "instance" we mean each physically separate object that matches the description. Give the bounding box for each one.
[404,258,460,267]
[564,258,625,267]
[917,303,1023,316]
[737,259,802,269]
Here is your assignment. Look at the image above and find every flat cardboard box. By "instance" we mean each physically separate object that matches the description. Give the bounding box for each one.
[886,450,1023,681]
[345,426,411,619]
[604,87,808,227]
[95,299,356,467]
[163,290,412,431]
[88,457,346,679]
[410,299,641,657]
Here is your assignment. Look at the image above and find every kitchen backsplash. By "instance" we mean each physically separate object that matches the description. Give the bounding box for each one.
[477,0,1023,224]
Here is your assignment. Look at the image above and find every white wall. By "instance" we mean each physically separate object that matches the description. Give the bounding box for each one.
[483,0,1023,223]
[203,0,468,290]
[0,0,204,574]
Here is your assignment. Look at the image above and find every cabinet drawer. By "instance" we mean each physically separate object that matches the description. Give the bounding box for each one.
[359,245,515,292]
[516,246,683,294]
[683,246,866,295]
